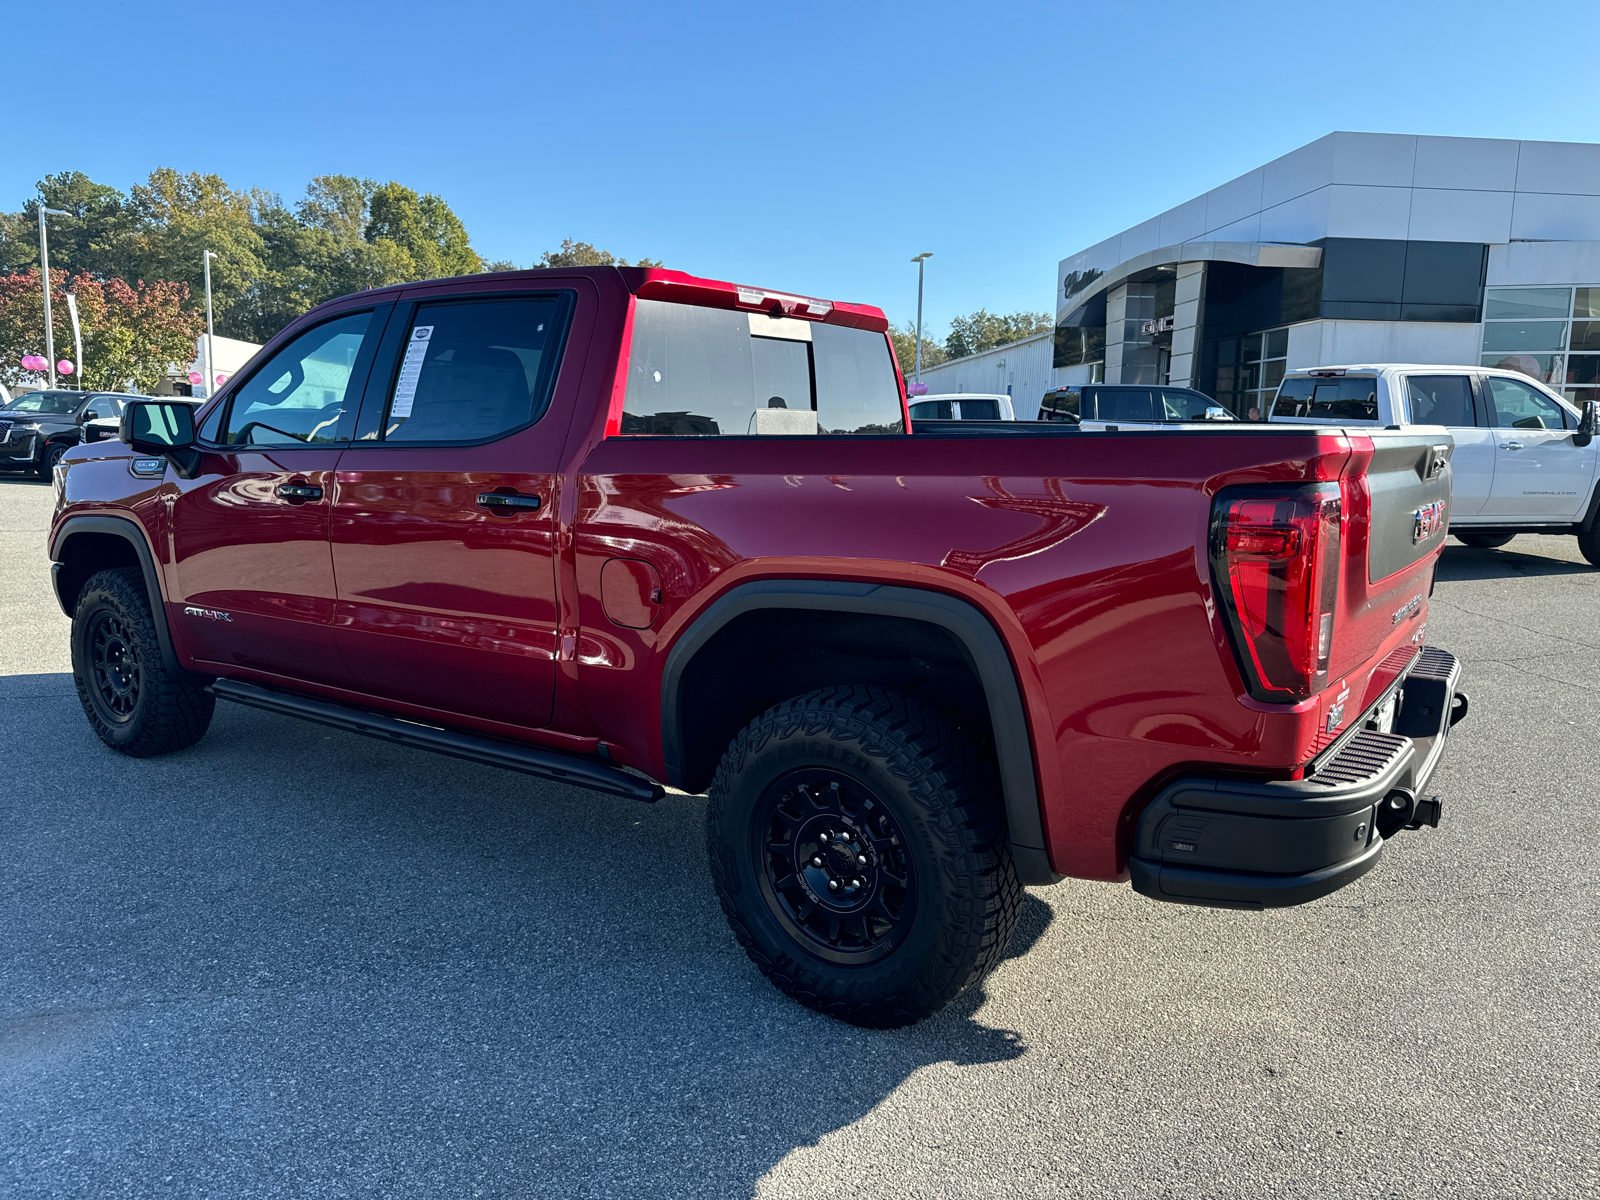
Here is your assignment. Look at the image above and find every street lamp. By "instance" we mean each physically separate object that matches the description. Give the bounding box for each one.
[910,253,933,385]
[37,206,71,388]
[203,249,219,399]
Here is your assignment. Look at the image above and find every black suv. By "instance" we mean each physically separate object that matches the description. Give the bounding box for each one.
[0,390,128,478]
[1036,384,1236,423]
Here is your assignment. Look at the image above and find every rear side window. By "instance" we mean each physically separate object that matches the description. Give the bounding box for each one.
[622,299,904,435]
[959,398,1000,419]
[1272,377,1379,424]
[1406,375,1475,426]
[1089,388,1156,421]
[377,297,568,443]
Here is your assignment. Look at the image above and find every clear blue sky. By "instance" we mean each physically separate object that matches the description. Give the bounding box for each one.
[9,0,1600,339]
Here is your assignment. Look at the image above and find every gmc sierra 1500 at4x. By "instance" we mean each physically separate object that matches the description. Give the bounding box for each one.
[49,266,1467,1027]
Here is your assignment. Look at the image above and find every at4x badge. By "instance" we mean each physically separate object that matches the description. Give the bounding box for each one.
[1413,500,1447,544]
[183,606,233,623]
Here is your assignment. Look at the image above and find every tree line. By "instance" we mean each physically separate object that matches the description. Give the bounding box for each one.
[0,168,657,391]
[888,308,1053,377]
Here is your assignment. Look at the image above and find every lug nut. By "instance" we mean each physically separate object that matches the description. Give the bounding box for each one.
[828,880,840,891]
[811,856,823,867]
[857,854,867,865]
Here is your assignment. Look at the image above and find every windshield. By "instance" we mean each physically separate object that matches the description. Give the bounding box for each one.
[2,391,81,415]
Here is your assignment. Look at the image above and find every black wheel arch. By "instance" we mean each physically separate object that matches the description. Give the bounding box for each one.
[51,514,182,675]
[661,579,1062,885]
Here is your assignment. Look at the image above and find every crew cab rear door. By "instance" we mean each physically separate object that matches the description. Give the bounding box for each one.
[329,280,590,729]
[1400,371,1493,519]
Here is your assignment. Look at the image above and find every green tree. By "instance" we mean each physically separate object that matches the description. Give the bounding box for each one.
[536,238,662,268]
[944,309,1052,360]
[365,182,483,281]
[124,168,266,338]
[888,321,947,375]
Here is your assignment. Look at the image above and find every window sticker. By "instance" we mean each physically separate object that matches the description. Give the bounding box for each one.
[391,325,434,418]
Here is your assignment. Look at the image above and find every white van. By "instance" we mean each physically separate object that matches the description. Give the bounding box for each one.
[1269,364,1600,564]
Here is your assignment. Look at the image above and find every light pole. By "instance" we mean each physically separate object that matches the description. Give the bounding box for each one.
[38,206,71,388]
[910,252,933,385]
[203,249,218,398]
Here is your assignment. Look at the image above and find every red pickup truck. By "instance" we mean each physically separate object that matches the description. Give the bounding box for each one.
[50,266,1465,1027]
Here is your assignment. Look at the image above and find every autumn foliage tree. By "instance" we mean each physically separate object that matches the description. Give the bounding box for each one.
[0,269,201,392]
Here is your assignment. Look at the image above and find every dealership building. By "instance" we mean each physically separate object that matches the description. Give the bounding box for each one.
[919,132,1600,417]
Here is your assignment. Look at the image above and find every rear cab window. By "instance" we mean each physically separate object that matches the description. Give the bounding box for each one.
[621,299,905,435]
[1272,376,1380,424]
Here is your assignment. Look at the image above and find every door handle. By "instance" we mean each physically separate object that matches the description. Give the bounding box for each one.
[477,492,541,512]
[275,484,323,500]
[1498,441,1524,451]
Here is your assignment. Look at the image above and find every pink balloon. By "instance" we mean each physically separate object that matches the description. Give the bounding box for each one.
[20,354,46,371]
[188,371,204,385]
[215,374,228,385]
[57,360,74,375]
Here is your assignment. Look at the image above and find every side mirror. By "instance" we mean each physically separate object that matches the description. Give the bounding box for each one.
[1204,406,1232,421]
[1576,399,1598,448]
[121,400,200,475]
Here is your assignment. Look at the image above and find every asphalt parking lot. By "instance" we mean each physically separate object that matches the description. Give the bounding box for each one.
[2,472,1597,1199]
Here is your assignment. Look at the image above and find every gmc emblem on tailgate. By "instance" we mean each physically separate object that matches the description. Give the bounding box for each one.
[1413,500,1446,544]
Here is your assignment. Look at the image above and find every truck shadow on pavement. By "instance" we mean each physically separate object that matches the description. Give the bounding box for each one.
[1436,542,1594,580]
[1,672,1045,1200]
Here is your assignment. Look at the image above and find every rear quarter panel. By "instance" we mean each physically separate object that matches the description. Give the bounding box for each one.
[573,429,1392,881]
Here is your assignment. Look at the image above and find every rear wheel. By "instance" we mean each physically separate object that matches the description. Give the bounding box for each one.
[706,685,1020,1028]
[71,567,214,756]
[1578,525,1600,567]
[1455,531,1515,549]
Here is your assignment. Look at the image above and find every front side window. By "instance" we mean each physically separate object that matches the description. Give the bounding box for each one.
[1161,389,1231,420]
[909,400,954,420]
[1406,375,1475,427]
[1485,376,1570,430]
[621,299,903,435]
[220,311,372,446]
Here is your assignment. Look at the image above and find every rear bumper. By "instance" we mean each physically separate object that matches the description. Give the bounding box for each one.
[1129,646,1464,910]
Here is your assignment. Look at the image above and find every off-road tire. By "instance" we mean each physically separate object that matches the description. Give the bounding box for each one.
[37,440,69,479]
[71,567,214,756]
[706,685,1021,1028]
[1455,531,1515,549]
[1578,524,1600,567]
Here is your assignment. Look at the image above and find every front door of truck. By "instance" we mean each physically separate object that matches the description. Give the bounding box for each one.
[1481,374,1594,521]
[169,305,388,685]
[1403,373,1493,519]
[329,290,576,728]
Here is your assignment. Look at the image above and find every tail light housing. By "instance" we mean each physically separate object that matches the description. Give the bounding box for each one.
[1210,483,1342,702]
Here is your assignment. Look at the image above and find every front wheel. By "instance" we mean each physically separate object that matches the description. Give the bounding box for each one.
[706,686,1020,1028]
[1455,531,1515,549]
[37,440,68,479]
[71,567,215,756]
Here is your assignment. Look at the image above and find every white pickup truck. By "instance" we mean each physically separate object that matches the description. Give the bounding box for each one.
[1270,364,1600,565]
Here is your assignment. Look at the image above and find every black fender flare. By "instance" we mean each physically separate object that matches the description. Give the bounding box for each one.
[50,514,182,675]
[660,579,1063,885]
[1581,478,1600,533]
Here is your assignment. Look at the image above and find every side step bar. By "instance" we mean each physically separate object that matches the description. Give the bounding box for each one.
[208,678,664,803]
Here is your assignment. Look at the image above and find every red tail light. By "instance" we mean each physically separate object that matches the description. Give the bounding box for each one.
[1211,484,1342,701]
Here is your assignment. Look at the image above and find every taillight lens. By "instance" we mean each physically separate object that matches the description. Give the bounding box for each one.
[1211,484,1342,701]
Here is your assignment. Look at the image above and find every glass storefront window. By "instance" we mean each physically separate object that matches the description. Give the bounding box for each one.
[1484,288,1572,320]
[1567,355,1600,386]
[1569,321,1600,352]
[1482,353,1563,385]
[1481,320,1568,353]
[1575,288,1600,319]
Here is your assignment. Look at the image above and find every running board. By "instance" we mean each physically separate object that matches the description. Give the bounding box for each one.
[208,678,664,803]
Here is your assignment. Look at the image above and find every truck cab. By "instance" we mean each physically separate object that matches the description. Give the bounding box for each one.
[1269,364,1600,563]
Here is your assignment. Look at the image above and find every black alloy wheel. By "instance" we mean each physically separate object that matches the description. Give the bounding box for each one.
[38,440,68,478]
[707,685,1020,1028]
[754,770,915,966]
[71,567,215,756]
[87,610,143,721]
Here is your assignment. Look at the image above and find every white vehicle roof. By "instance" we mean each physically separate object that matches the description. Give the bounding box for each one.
[915,393,1009,401]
